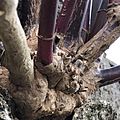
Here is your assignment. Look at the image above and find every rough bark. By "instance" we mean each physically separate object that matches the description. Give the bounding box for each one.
[0,1,77,119]
[35,3,120,119]
[55,3,120,104]
[18,0,41,35]
[72,4,120,70]
[1,1,120,120]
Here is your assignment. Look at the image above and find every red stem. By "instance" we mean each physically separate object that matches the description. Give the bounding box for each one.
[97,65,120,80]
[55,0,77,34]
[97,65,120,87]
[37,0,58,65]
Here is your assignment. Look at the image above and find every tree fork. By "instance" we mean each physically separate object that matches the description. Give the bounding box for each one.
[56,4,120,93]
[72,5,120,71]
[0,1,78,120]
[1,1,120,120]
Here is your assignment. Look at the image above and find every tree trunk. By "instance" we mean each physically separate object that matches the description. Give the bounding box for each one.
[0,0,34,87]
[18,0,41,35]
[1,1,120,120]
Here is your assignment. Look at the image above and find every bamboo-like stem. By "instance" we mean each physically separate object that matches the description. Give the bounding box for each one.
[37,0,58,65]
[78,0,90,43]
[97,65,120,80]
[0,0,34,87]
[96,65,120,87]
[55,0,77,34]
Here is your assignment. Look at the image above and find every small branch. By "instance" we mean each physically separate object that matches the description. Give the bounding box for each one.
[71,5,120,71]
[97,65,120,80]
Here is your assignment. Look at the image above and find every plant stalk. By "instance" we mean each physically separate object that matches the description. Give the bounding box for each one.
[55,0,77,35]
[37,0,58,65]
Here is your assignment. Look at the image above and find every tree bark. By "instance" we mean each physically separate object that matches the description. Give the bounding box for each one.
[0,0,34,87]
[1,1,120,120]
[18,0,41,35]
[72,5,120,71]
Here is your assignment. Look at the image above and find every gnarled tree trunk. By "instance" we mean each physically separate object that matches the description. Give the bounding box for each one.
[1,0,120,120]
